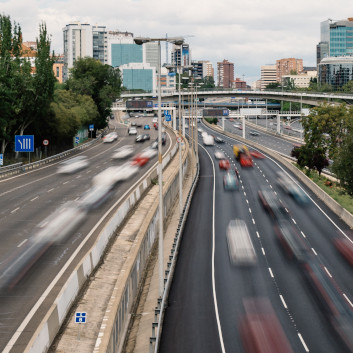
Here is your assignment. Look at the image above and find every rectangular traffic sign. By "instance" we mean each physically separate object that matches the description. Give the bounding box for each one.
[75,312,87,323]
[0,154,3,166]
[165,114,171,122]
[89,124,94,131]
[15,135,34,152]
[75,136,80,144]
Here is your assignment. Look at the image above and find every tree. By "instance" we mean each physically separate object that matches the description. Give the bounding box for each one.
[341,80,353,93]
[265,82,280,90]
[0,15,24,154]
[332,130,353,195]
[66,58,122,130]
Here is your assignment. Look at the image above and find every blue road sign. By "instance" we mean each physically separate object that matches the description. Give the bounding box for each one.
[15,135,34,152]
[0,154,3,166]
[89,124,94,131]
[165,114,171,122]
[75,136,80,144]
[75,312,87,323]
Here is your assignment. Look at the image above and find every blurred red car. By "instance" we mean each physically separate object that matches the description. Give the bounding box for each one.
[240,153,253,167]
[219,159,230,170]
[239,298,294,353]
[154,123,158,130]
[249,150,265,159]
[334,236,353,268]
[132,154,149,167]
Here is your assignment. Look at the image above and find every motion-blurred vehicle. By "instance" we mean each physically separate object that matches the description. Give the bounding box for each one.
[249,150,265,159]
[0,201,87,290]
[144,124,150,130]
[152,117,158,123]
[226,219,257,265]
[249,131,259,136]
[214,151,226,160]
[239,298,294,353]
[198,128,203,133]
[93,166,122,187]
[203,134,215,146]
[219,159,231,170]
[154,123,158,129]
[103,131,118,143]
[57,156,89,174]
[233,144,248,160]
[240,153,253,167]
[214,136,225,143]
[136,122,143,128]
[223,171,239,191]
[303,260,353,352]
[79,184,114,210]
[274,219,309,262]
[112,145,134,159]
[276,171,310,205]
[128,127,137,135]
[142,133,150,141]
[161,132,167,145]
[140,146,157,159]
[334,235,353,268]
[132,154,150,167]
[135,134,145,143]
[258,187,287,220]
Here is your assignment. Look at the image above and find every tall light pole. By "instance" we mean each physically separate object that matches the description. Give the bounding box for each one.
[134,36,184,297]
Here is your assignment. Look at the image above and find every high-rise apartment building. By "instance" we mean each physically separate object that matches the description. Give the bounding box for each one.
[317,18,353,63]
[276,58,303,82]
[217,59,234,88]
[62,22,106,80]
[192,60,214,79]
[260,65,277,90]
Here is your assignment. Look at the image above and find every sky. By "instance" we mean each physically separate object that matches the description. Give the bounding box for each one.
[1,0,351,85]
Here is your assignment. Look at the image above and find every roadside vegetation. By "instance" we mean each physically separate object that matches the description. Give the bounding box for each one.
[0,14,122,162]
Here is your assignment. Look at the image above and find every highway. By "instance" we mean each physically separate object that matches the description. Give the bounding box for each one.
[0,118,175,352]
[159,122,353,352]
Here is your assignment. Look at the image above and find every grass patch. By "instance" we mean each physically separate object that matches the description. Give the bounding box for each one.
[296,165,353,214]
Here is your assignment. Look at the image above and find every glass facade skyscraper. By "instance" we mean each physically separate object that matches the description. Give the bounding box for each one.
[111,44,142,67]
[122,68,153,91]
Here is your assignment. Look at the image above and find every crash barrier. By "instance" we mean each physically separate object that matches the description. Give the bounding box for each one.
[0,131,106,179]
[204,119,353,229]
[24,126,187,353]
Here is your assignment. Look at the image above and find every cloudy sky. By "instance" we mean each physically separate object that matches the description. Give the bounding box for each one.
[1,0,351,84]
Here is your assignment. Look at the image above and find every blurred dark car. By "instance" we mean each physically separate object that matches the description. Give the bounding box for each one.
[215,136,225,143]
[142,133,150,141]
[223,172,239,191]
[135,134,145,143]
[258,187,287,220]
[334,235,353,268]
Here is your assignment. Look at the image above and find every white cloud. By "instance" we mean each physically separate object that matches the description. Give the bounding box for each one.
[1,0,352,84]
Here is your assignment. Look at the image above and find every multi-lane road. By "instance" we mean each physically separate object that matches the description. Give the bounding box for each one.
[0,118,175,352]
[160,121,353,352]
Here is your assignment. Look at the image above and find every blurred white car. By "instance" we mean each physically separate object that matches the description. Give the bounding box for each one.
[226,219,257,265]
[128,127,137,135]
[79,184,114,210]
[57,156,89,174]
[103,132,118,143]
[112,145,134,159]
[152,117,158,123]
[140,146,158,159]
[214,151,226,160]
[93,166,121,187]
[116,162,139,181]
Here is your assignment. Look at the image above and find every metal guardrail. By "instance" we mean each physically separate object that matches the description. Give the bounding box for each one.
[0,135,103,179]
[150,160,200,353]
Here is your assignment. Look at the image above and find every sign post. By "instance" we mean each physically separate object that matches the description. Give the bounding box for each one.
[89,124,94,138]
[0,154,3,166]
[75,312,87,340]
[15,135,34,164]
[43,139,49,158]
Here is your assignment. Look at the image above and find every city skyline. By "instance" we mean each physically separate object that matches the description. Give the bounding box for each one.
[1,0,351,84]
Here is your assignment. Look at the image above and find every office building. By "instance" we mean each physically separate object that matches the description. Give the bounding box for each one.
[276,58,303,82]
[318,56,353,90]
[281,70,317,89]
[217,59,234,88]
[260,65,276,90]
[119,62,156,92]
[317,18,353,63]
[171,44,191,70]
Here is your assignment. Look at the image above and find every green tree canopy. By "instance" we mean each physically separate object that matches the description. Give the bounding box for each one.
[66,57,122,129]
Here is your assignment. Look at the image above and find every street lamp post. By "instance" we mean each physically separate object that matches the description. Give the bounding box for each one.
[134,36,184,298]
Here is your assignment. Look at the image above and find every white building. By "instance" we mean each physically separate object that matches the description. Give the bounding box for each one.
[260,64,277,90]
[281,70,317,88]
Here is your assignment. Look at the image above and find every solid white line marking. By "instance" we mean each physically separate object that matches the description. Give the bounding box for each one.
[30,196,39,202]
[17,239,28,248]
[311,248,317,256]
[343,293,353,307]
[11,207,19,214]
[298,333,310,352]
[268,268,274,278]
[280,295,287,309]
